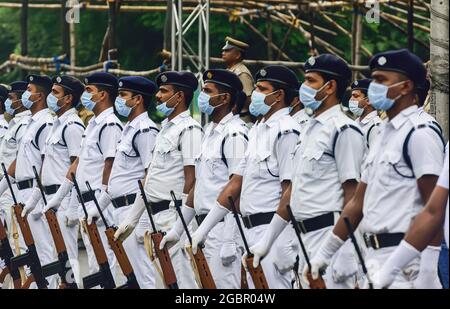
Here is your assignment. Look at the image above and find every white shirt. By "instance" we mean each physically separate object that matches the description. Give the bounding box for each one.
[238,108,299,217]
[291,105,365,220]
[76,107,122,193]
[356,110,382,153]
[41,108,84,186]
[437,144,449,247]
[15,109,54,181]
[291,109,310,132]
[108,112,158,198]
[0,114,8,142]
[417,106,442,132]
[145,110,203,202]
[194,113,248,215]
[0,110,31,170]
[361,105,445,234]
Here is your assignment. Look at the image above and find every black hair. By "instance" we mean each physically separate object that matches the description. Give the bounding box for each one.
[215,84,237,111]
[131,92,153,109]
[270,82,296,106]
[172,85,194,107]
[36,84,51,98]
[96,85,118,103]
[59,87,81,108]
[319,72,349,101]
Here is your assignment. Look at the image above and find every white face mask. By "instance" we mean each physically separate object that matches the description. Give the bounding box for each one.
[348,99,365,117]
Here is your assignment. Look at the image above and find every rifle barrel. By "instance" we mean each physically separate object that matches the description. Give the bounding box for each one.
[137,180,157,233]
[286,205,311,270]
[32,166,47,205]
[85,181,109,227]
[227,196,251,256]
[71,173,88,219]
[2,163,18,205]
[170,190,191,245]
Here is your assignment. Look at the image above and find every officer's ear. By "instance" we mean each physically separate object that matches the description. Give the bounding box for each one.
[325,80,337,95]
[400,79,414,95]
[63,93,73,105]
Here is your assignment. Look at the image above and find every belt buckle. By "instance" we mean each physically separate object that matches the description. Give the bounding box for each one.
[242,216,252,229]
[123,196,130,207]
[297,220,307,234]
[370,234,381,250]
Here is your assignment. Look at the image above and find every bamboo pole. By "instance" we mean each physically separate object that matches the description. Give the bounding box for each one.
[20,0,28,78]
[351,1,363,80]
[407,0,415,51]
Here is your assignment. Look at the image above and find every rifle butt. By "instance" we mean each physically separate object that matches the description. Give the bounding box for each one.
[193,248,216,289]
[246,256,269,289]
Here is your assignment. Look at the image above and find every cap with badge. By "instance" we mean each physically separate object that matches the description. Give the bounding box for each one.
[351,78,372,92]
[8,81,28,94]
[222,36,249,53]
[304,54,352,83]
[26,74,53,94]
[52,75,85,97]
[369,48,426,86]
[155,71,198,92]
[118,76,157,97]
[84,72,118,89]
[255,65,299,89]
[203,69,243,92]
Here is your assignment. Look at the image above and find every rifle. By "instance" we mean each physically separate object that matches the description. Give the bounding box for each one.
[0,217,21,289]
[286,205,326,289]
[343,216,373,289]
[32,166,78,289]
[71,173,115,289]
[138,180,178,289]
[1,163,48,289]
[228,196,269,289]
[170,190,216,289]
[85,181,139,289]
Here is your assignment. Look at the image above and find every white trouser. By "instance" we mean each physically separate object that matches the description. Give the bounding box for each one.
[112,204,156,289]
[299,226,358,289]
[154,207,199,289]
[244,224,293,289]
[78,198,118,287]
[203,221,242,289]
[365,246,420,289]
[18,187,58,289]
[45,192,81,286]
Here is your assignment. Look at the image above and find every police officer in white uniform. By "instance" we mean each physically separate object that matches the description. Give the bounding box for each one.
[189,65,301,289]
[0,75,57,288]
[374,142,448,288]
[307,49,445,289]
[21,75,85,285]
[92,76,159,288]
[348,78,382,155]
[114,71,203,289]
[0,82,31,268]
[44,72,122,280]
[159,69,248,288]
[288,80,310,130]
[240,55,365,289]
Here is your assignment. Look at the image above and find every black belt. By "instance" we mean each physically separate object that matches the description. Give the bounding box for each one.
[296,212,336,234]
[364,233,405,250]
[242,212,275,229]
[196,213,224,226]
[111,193,137,209]
[150,200,181,216]
[43,185,60,195]
[16,179,34,190]
[78,191,95,203]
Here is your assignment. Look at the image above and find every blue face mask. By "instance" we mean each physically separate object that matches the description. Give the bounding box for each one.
[348,99,364,117]
[21,90,40,109]
[115,96,136,118]
[156,93,179,117]
[46,93,68,113]
[197,92,226,116]
[299,82,329,113]
[4,98,18,116]
[249,90,278,117]
[81,91,98,111]
[368,81,405,111]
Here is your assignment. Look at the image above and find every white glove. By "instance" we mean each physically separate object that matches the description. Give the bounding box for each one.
[64,189,79,227]
[160,204,195,250]
[331,240,359,283]
[242,213,288,269]
[273,228,299,274]
[113,194,146,241]
[87,206,100,225]
[220,213,239,267]
[22,187,42,218]
[304,232,344,284]
[43,178,73,212]
[97,189,112,211]
[414,245,442,289]
[373,240,420,289]
[190,201,230,254]
[0,175,15,197]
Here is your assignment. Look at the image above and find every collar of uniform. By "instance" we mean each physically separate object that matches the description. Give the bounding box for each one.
[213,112,234,134]
[129,111,148,128]
[14,109,31,120]
[94,107,114,124]
[228,63,240,72]
[162,110,190,127]
[390,105,418,130]
[360,110,379,125]
[261,107,289,128]
[313,104,341,124]
[57,108,77,124]
[31,108,50,122]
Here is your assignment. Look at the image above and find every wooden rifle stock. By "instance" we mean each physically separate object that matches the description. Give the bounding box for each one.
[0,219,21,289]
[150,232,178,289]
[245,256,269,289]
[192,247,216,289]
